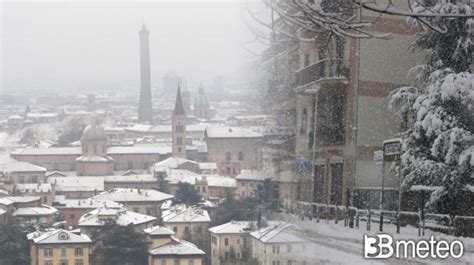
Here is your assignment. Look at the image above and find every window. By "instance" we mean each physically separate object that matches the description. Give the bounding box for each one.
[272,245,280,253]
[44,247,53,257]
[287,245,292,253]
[19,175,26,183]
[304,54,310,67]
[59,260,68,265]
[176,125,184,133]
[161,260,167,265]
[43,196,48,203]
[238,151,244,161]
[225,152,231,161]
[188,260,194,265]
[224,238,229,246]
[300,108,307,135]
[144,162,149,169]
[102,145,106,153]
[173,227,178,233]
[133,207,140,213]
[61,247,67,257]
[75,260,83,265]
[226,167,231,174]
[174,259,179,265]
[202,186,206,193]
[197,226,202,234]
[237,239,240,244]
[45,262,53,265]
[127,161,133,169]
[70,214,75,220]
[211,236,217,244]
[146,208,153,216]
[178,147,182,152]
[177,137,183,145]
[32,175,38,183]
[93,145,97,154]
[75,247,83,256]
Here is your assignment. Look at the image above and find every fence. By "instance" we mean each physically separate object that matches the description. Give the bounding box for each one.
[290,201,474,237]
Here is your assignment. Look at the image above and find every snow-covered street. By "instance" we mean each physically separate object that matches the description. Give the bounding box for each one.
[272,212,474,264]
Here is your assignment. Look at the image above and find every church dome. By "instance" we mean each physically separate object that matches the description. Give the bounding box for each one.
[81,124,107,141]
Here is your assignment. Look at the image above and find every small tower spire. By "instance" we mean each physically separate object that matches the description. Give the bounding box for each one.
[172,83,187,158]
[174,84,185,116]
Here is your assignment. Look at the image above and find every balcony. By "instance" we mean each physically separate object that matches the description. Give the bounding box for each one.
[294,59,349,88]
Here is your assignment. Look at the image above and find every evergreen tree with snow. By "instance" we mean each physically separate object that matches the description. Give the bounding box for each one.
[389,0,474,220]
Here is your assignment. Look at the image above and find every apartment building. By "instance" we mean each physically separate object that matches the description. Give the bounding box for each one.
[28,229,92,265]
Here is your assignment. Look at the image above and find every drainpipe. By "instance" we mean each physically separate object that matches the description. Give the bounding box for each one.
[349,5,362,228]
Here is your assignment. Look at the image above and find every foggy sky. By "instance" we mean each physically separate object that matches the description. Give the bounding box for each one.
[1,0,257,94]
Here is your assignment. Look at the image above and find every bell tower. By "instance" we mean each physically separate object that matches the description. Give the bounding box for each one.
[172,85,187,158]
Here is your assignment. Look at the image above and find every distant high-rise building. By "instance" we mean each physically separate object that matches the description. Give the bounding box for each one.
[182,88,191,113]
[162,72,184,96]
[172,85,187,158]
[138,24,153,123]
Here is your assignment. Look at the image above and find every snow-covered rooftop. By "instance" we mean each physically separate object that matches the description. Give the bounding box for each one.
[0,160,46,173]
[54,198,122,209]
[76,155,113,162]
[236,169,273,181]
[11,144,171,156]
[250,222,306,243]
[93,188,174,202]
[162,205,211,223]
[0,196,41,205]
[13,205,58,216]
[143,225,175,236]
[205,126,263,139]
[78,207,156,227]
[15,183,52,193]
[47,177,104,192]
[149,236,205,256]
[209,221,254,234]
[166,170,235,188]
[27,229,91,244]
[104,174,156,183]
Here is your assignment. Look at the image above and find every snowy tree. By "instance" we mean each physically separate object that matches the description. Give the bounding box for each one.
[389,0,473,220]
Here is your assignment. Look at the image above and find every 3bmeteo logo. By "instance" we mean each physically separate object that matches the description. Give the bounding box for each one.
[364,234,464,259]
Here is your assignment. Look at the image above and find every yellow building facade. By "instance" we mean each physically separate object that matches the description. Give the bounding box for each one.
[28,229,91,265]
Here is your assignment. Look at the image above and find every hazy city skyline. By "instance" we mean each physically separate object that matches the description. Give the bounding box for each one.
[1,1,257,93]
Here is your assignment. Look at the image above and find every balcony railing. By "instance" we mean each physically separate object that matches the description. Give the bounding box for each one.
[295,59,349,88]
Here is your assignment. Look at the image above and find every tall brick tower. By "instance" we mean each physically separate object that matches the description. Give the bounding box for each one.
[138,24,153,123]
[172,85,187,158]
